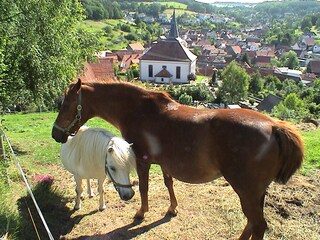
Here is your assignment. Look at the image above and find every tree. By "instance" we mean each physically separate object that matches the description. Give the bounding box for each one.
[279,50,300,70]
[300,15,313,31]
[210,70,217,86]
[0,0,100,110]
[264,75,282,91]
[219,61,250,104]
[240,53,251,66]
[249,71,263,94]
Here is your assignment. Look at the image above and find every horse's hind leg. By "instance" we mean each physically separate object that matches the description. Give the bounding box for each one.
[162,169,178,216]
[74,176,83,210]
[97,178,106,211]
[238,192,267,240]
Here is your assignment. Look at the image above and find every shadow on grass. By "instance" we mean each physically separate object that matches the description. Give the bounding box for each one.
[16,182,97,240]
[77,215,174,240]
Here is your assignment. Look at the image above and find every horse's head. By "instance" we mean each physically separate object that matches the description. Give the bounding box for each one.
[52,79,84,143]
[105,137,136,201]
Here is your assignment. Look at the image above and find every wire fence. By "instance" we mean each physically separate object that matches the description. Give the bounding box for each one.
[0,127,54,240]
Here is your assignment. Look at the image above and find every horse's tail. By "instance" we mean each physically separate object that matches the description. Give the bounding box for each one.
[273,121,304,184]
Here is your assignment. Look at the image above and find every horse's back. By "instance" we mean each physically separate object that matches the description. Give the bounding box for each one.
[60,126,114,179]
[145,108,282,184]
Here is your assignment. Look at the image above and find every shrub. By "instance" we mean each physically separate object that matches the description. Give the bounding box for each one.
[178,93,193,105]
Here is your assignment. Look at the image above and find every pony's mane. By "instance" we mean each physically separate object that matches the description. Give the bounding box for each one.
[108,136,136,171]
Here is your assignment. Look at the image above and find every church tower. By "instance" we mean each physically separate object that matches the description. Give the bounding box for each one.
[168,9,179,39]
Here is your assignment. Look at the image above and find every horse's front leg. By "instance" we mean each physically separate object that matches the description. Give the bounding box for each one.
[74,175,83,210]
[134,161,150,220]
[97,177,106,211]
[162,169,178,217]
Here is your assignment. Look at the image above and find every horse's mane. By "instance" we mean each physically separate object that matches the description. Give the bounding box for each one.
[81,80,176,103]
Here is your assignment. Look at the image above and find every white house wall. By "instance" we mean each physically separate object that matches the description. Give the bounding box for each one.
[140,60,194,84]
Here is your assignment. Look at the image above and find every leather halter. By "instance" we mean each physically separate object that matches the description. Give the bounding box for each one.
[53,90,82,136]
[105,164,133,191]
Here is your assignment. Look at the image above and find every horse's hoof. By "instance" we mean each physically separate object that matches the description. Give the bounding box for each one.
[88,193,95,198]
[166,209,178,217]
[134,212,145,221]
[99,205,106,211]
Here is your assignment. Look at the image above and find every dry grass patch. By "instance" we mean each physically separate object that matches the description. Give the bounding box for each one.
[24,165,320,240]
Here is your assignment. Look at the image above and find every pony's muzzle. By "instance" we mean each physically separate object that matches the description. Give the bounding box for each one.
[119,188,135,201]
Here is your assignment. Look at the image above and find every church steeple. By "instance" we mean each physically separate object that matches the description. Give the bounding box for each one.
[168,9,179,39]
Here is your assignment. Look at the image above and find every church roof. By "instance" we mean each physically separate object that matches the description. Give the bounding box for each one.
[140,38,197,62]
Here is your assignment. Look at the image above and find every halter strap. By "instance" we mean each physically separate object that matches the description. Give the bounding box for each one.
[105,164,133,190]
[53,90,82,136]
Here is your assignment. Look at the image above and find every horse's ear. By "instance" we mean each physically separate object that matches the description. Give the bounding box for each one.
[75,78,82,92]
[107,146,113,153]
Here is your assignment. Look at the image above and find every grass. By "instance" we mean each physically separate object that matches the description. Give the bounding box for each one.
[0,112,319,239]
[78,19,132,50]
[301,129,320,172]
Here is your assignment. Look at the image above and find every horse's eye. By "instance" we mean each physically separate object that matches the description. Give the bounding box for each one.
[110,166,116,172]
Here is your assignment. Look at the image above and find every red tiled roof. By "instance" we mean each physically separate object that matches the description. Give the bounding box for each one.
[128,42,145,51]
[256,51,275,57]
[79,58,115,82]
[231,45,241,54]
[303,38,315,46]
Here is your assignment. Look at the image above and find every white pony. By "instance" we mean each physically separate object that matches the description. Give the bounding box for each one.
[60,126,136,211]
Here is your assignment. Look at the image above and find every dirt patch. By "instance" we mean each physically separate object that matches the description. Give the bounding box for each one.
[39,165,320,240]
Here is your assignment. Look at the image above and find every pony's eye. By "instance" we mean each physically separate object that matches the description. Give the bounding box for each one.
[110,166,116,172]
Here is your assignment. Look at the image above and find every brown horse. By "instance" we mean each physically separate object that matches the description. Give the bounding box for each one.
[52,79,304,240]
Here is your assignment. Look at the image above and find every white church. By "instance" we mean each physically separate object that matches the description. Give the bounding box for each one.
[139,10,197,84]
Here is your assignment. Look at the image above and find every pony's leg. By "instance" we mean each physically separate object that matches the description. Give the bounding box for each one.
[86,179,95,197]
[238,192,267,240]
[74,176,83,210]
[134,161,151,220]
[162,170,178,216]
[97,177,106,211]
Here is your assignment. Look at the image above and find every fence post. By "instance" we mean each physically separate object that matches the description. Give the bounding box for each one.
[0,132,5,161]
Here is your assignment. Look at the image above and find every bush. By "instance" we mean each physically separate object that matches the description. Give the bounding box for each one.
[178,93,193,105]
[124,33,138,41]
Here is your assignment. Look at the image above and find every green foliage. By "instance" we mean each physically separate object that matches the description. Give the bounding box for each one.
[159,83,212,103]
[125,33,138,41]
[272,93,309,121]
[80,0,123,20]
[0,0,100,111]
[249,71,263,95]
[219,61,250,104]
[178,93,193,105]
[264,75,282,92]
[279,50,300,70]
